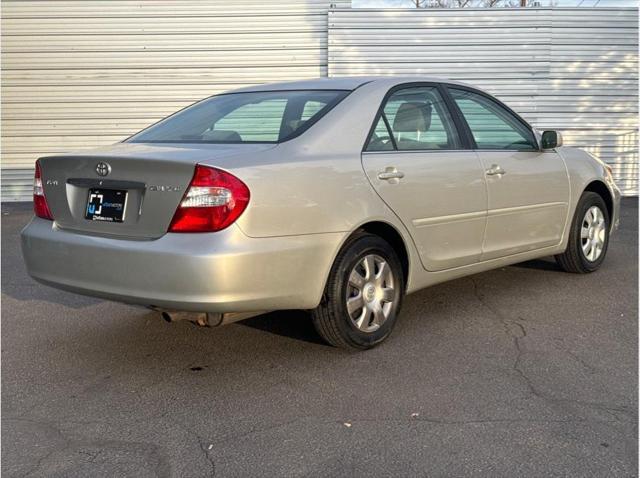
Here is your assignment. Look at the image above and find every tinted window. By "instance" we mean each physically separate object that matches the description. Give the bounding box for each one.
[214,99,287,142]
[449,88,537,150]
[367,116,395,151]
[367,86,460,152]
[128,90,349,144]
[301,100,326,120]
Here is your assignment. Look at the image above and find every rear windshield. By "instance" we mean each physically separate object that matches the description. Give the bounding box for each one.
[127,90,349,144]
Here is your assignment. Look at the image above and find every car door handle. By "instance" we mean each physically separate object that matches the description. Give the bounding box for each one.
[377,167,405,181]
[485,164,506,176]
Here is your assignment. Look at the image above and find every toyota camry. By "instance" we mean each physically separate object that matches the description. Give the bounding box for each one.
[21,77,621,349]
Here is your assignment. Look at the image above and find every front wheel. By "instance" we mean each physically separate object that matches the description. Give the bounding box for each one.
[312,233,404,350]
[555,191,610,273]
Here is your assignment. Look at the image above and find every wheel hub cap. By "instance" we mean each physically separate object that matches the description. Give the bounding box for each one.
[346,254,396,333]
[363,284,377,302]
[581,205,606,262]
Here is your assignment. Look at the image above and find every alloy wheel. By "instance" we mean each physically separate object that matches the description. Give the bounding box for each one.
[581,205,606,262]
[345,254,396,333]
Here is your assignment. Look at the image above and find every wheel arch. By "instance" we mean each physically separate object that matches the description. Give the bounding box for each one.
[356,221,410,286]
[583,180,613,221]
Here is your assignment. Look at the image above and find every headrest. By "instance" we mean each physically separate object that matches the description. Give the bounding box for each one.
[203,130,243,142]
[393,102,432,133]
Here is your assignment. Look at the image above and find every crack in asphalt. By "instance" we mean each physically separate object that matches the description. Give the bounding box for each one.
[3,405,636,477]
[165,419,216,477]
[469,277,636,423]
[196,435,216,478]
[8,418,72,478]
[4,416,173,478]
[552,336,598,374]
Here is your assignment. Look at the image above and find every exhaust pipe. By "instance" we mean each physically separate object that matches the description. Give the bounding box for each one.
[150,307,265,327]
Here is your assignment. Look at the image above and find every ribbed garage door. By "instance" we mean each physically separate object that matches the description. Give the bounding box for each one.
[1,0,349,201]
[328,7,638,195]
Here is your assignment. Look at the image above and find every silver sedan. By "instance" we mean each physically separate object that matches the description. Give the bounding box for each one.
[21,77,621,350]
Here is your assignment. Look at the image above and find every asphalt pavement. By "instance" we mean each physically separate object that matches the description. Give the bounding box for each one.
[2,199,638,477]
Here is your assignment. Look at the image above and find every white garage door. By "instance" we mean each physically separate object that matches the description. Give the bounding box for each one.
[1,0,349,201]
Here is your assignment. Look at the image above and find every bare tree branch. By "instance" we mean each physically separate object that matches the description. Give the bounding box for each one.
[410,0,527,7]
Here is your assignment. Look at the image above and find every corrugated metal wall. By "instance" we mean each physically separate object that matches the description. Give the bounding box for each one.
[2,4,637,200]
[329,7,638,195]
[1,0,349,201]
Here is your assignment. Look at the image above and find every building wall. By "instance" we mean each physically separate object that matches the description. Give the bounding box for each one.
[329,7,638,195]
[1,0,349,201]
[2,4,637,199]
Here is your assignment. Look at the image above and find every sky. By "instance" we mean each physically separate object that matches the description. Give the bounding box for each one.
[352,0,638,6]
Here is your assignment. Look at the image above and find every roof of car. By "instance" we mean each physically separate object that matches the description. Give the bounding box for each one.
[230,76,470,93]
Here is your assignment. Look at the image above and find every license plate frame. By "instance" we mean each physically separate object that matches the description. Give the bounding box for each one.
[85,188,128,223]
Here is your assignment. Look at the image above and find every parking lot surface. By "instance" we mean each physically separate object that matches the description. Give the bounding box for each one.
[2,199,637,477]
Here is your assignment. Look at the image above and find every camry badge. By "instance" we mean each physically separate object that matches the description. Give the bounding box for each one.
[95,162,111,177]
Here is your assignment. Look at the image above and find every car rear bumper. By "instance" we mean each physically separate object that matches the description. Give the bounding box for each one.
[21,218,344,313]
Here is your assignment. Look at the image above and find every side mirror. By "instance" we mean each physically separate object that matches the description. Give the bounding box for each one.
[541,130,563,150]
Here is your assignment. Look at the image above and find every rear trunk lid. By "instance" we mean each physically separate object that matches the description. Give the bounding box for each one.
[39,142,274,239]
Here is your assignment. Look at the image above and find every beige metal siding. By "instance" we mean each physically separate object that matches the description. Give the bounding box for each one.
[1,0,350,201]
[328,7,638,195]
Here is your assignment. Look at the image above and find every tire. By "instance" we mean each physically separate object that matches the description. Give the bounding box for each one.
[312,233,405,350]
[555,191,610,273]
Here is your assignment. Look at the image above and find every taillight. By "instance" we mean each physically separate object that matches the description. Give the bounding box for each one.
[33,160,53,220]
[168,165,250,233]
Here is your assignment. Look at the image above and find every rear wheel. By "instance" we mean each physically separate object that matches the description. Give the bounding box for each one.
[312,233,404,350]
[555,191,610,273]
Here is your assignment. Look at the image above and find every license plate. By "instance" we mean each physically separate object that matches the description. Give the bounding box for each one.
[85,188,127,223]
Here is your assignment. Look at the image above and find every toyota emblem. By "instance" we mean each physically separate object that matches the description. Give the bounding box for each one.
[95,162,111,177]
